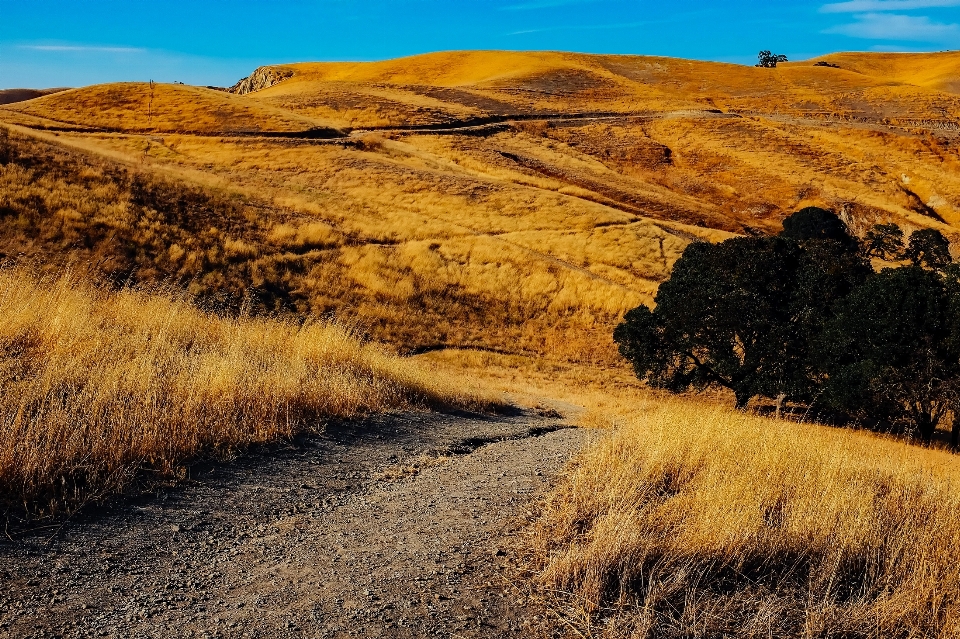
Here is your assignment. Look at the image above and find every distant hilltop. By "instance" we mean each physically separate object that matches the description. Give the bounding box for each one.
[3,48,960,240]
[0,87,70,106]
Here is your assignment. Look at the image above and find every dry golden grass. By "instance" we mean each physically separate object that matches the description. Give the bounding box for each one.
[4,82,333,134]
[812,51,960,93]
[5,50,959,369]
[529,397,960,638]
[0,267,486,518]
[0,125,676,365]
[1,52,960,628]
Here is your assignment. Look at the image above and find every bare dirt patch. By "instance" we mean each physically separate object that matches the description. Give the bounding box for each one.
[0,408,589,638]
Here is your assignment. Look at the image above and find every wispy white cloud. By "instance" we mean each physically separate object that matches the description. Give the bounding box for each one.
[20,44,146,53]
[823,12,959,39]
[822,0,960,11]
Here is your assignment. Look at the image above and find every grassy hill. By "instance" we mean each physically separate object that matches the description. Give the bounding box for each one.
[0,87,69,106]
[4,82,338,134]
[4,50,959,367]
[3,50,960,636]
[812,50,960,93]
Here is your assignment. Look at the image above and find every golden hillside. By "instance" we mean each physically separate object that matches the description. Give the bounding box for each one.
[813,50,960,93]
[2,50,958,365]
[4,82,339,135]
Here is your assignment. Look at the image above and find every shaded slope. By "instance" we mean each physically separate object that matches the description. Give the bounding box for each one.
[0,87,69,106]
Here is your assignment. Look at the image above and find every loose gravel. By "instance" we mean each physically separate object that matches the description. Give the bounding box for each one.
[0,408,589,638]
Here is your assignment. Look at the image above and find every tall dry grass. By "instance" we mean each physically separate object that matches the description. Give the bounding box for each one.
[0,268,484,518]
[530,398,960,638]
[0,127,657,366]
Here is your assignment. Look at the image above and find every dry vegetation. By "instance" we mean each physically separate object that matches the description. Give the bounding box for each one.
[3,49,960,632]
[4,50,960,368]
[528,398,960,638]
[0,124,678,365]
[0,268,483,518]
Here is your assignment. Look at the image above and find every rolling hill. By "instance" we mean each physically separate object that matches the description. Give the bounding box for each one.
[2,50,959,365]
[4,50,960,639]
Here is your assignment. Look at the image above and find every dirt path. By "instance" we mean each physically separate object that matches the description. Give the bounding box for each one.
[0,408,590,639]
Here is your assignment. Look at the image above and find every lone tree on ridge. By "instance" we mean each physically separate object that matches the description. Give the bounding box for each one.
[757,51,788,68]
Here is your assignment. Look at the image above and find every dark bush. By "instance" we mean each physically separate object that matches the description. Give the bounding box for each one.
[779,207,852,245]
[905,228,952,269]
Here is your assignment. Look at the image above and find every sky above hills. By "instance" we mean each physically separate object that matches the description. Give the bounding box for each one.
[1,0,959,88]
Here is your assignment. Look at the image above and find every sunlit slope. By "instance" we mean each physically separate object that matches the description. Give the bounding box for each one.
[1,127,715,364]
[3,82,339,134]
[2,50,960,363]
[253,50,960,128]
[280,51,592,86]
[813,50,960,94]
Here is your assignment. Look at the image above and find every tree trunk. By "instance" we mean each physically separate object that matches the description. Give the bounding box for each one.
[775,393,786,420]
[916,410,937,444]
[944,408,960,452]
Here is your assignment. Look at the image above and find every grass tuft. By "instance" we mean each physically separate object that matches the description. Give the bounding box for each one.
[530,398,960,638]
[0,267,488,518]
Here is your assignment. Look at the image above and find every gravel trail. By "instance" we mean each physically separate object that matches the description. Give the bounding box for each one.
[0,408,589,638]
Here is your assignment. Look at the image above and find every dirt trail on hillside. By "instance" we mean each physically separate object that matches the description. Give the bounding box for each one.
[0,408,591,639]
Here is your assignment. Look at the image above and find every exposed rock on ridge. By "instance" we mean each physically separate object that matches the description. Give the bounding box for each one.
[229,66,294,95]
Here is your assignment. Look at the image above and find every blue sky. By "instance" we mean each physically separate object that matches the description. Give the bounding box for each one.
[1,0,959,89]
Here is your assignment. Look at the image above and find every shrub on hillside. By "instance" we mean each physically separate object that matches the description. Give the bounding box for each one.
[905,227,952,269]
[864,222,905,259]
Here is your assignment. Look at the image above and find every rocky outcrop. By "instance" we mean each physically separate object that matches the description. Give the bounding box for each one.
[228,66,294,95]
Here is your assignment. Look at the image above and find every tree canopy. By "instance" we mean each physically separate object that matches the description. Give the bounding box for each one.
[905,228,952,269]
[615,211,868,409]
[757,51,788,68]
[614,208,960,445]
[616,237,813,408]
[817,266,960,442]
